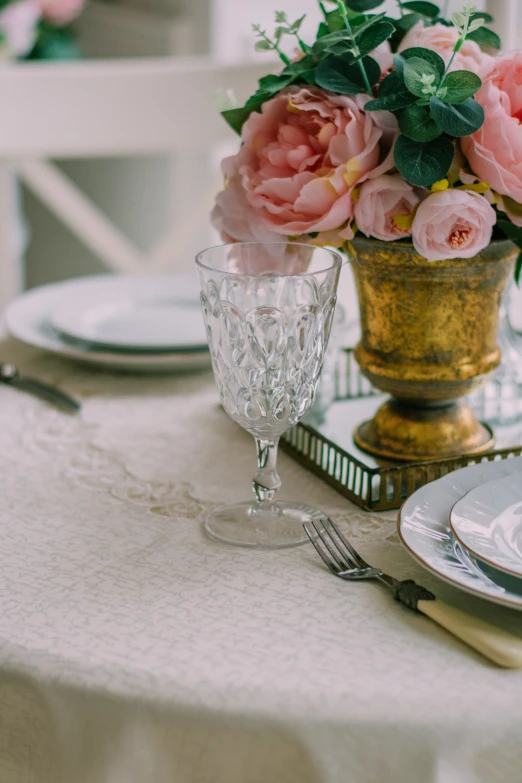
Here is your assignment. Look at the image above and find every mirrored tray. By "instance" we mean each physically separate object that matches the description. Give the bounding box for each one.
[281,348,522,512]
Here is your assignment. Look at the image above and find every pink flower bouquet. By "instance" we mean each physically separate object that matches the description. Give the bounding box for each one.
[213,1,522,280]
[0,0,86,60]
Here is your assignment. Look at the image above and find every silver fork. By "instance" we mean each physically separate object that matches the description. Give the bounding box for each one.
[304,518,522,669]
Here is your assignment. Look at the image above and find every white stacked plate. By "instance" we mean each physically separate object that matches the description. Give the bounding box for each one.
[399,457,522,610]
[4,275,211,373]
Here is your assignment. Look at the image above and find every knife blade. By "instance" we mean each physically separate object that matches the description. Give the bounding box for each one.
[0,364,81,413]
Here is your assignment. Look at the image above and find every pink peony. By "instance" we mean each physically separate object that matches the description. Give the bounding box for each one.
[461,52,522,221]
[38,0,85,25]
[412,189,495,261]
[0,0,40,57]
[211,87,384,246]
[398,21,495,76]
[354,174,424,241]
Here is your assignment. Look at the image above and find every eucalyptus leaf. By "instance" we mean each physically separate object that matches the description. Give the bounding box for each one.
[351,12,386,36]
[312,29,350,54]
[496,219,522,246]
[254,40,272,51]
[430,97,484,136]
[439,71,482,104]
[398,105,442,142]
[394,135,454,186]
[365,71,417,110]
[356,20,395,56]
[343,0,385,10]
[324,8,344,31]
[470,12,494,24]
[395,12,423,32]
[397,46,445,76]
[403,56,440,98]
[315,53,381,93]
[402,1,439,17]
[467,26,501,50]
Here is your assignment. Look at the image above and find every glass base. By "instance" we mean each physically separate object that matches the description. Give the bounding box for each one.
[204,500,325,549]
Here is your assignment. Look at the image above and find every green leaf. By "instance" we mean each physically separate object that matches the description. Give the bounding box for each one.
[439,71,482,104]
[402,1,439,17]
[397,46,445,76]
[430,97,484,137]
[365,71,417,110]
[470,11,494,24]
[403,56,440,98]
[221,106,257,135]
[395,12,423,32]
[398,105,442,142]
[351,12,386,36]
[312,29,350,54]
[467,26,501,50]
[254,40,272,51]
[356,20,395,56]
[324,8,344,31]
[315,53,381,94]
[516,253,522,286]
[343,0,385,10]
[258,72,294,91]
[496,219,522,245]
[394,135,454,186]
[316,21,330,39]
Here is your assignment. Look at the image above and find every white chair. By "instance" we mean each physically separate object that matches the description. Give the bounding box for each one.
[0,57,270,309]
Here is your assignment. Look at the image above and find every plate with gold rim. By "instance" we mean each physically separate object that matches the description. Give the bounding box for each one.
[449,472,522,579]
[398,457,522,610]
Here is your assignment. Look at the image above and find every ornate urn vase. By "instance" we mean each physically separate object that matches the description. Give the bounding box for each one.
[350,237,516,462]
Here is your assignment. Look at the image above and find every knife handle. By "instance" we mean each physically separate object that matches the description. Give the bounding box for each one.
[418,599,522,668]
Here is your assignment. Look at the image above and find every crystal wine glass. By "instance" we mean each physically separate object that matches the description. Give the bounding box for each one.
[196,241,341,549]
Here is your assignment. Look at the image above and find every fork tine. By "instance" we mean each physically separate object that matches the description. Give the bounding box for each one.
[317,518,359,571]
[304,523,339,575]
[310,520,352,572]
[325,517,369,568]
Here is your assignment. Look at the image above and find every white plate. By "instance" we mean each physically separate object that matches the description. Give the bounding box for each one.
[51,275,207,352]
[399,457,522,610]
[50,276,207,351]
[4,276,211,373]
[450,473,522,579]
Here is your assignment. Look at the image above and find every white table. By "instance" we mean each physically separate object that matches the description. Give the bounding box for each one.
[1,336,522,783]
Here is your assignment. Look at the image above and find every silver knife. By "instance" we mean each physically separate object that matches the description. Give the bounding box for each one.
[0,363,81,413]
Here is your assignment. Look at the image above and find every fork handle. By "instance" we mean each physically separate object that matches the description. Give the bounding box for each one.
[417,599,522,669]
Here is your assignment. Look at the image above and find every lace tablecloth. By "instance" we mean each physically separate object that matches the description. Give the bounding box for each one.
[1,336,522,783]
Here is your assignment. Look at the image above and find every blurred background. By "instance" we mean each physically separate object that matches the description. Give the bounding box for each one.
[4,0,520,302]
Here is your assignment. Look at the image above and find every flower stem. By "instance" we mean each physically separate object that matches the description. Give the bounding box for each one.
[336,0,373,95]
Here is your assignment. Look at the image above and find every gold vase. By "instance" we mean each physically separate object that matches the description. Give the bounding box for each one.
[350,237,516,462]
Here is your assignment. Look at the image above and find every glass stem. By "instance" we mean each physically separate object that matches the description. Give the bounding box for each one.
[253,438,282,503]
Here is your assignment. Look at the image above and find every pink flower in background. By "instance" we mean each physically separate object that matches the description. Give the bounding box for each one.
[212,87,384,246]
[0,0,40,57]
[372,40,393,76]
[38,0,85,25]
[461,52,522,219]
[398,21,495,76]
[412,189,495,261]
[354,174,424,241]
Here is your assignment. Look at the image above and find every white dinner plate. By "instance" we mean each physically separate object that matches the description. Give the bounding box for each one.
[4,276,211,373]
[450,473,522,579]
[399,457,522,610]
[50,276,207,351]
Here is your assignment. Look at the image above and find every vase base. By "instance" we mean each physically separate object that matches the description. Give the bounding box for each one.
[354,399,495,462]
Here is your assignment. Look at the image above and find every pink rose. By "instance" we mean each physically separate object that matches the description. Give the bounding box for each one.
[461,52,522,220]
[412,189,495,261]
[212,87,384,246]
[0,0,40,57]
[354,174,424,241]
[398,21,495,76]
[38,0,85,25]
